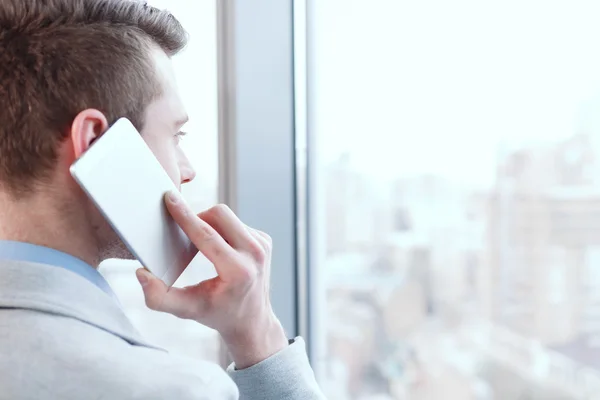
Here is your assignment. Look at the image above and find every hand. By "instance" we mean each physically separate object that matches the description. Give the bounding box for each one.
[135,191,289,369]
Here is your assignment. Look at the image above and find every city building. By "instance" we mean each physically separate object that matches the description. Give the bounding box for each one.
[487,133,600,367]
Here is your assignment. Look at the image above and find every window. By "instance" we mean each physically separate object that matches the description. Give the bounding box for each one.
[101,0,220,362]
[307,1,600,399]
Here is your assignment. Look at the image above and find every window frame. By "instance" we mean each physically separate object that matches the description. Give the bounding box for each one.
[216,0,302,341]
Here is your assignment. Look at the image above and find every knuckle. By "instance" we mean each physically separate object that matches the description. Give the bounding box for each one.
[144,293,163,311]
[199,223,215,239]
[192,222,215,243]
[179,304,200,320]
[237,263,258,283]
[262,232,273,246]
[248,240,266,264]
[208,242,223,261]
[251,228,272,248]
[211,203,231,217]
[254,250,267,266]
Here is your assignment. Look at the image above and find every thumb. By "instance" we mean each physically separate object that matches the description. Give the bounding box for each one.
[135,268,202,319]
[136,268,168,311]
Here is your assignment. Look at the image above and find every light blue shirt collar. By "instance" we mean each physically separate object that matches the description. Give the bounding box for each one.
[0,240,117,300]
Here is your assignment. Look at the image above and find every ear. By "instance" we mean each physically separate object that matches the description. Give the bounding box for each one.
[70,109,109,159]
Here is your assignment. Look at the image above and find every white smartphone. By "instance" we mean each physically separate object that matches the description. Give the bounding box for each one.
[70,118,198,286]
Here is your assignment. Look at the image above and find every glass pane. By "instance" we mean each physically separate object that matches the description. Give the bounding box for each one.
[309,1,600,399]
[101,0,220,362]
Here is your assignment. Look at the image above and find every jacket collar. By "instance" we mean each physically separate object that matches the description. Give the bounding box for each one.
[0,260,164,351]
[0,240,117,299]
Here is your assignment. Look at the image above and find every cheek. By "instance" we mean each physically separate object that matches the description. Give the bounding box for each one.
[156,151,181,185]
[145,140,181,186]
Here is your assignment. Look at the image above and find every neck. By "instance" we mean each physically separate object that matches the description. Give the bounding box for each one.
[0,188,100,267]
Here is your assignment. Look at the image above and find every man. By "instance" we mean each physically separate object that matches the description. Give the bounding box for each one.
[0,1,325,399]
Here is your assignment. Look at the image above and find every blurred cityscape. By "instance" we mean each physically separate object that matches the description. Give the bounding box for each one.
[320,102,600,399]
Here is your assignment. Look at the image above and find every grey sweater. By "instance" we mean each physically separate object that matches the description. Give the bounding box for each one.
[0,260,326,399]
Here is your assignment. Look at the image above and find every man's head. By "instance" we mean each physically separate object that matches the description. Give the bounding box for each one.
[0,0,196,264]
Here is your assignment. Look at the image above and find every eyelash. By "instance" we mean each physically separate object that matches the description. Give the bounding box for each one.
[176,131,187,142]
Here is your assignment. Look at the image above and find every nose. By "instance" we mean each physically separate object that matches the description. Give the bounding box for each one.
[179,151,197,185]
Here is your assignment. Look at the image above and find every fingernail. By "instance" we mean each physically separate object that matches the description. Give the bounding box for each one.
[136,269,149,286]
[166,190,180,204]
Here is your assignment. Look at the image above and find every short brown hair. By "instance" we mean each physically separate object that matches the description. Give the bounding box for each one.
[0,0,188,196]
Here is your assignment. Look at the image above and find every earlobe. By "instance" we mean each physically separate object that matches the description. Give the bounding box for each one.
[70,109,109,159]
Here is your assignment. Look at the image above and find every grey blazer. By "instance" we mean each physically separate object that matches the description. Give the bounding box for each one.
[0,260,325,400]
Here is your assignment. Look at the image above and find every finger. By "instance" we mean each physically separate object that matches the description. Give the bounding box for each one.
[246,228,272,282]
[164,192,238,278]
[246,226,272,248]
[136,269,203,319]
[245,226,269,251]
[199,204,263,256]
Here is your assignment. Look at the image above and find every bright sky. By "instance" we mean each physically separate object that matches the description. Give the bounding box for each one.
[313,0,600,187]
